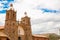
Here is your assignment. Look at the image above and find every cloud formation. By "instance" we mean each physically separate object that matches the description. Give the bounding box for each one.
[31,13,60,34]
[38,8,60,13]
[0,0,60,35]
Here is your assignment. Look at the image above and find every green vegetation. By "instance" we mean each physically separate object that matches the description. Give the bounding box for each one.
[49,34,59,40]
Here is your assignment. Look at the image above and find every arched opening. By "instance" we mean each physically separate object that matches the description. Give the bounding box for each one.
[18,37,21,40]
[7,38,9,40]
[18,26,25,40]
[18,26,24,35]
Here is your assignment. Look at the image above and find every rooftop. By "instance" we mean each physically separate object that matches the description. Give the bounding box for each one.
[0,26,4,29]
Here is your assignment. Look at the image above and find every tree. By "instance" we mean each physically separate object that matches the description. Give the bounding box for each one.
[49,33,59,40]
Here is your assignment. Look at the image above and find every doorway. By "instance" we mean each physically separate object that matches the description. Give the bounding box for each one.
[7,38,9,40]
[18,37,21,40]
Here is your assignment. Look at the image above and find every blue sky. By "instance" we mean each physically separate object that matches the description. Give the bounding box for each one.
[0,0,60,35]
[0,0,14,14]
[38,8,60,13]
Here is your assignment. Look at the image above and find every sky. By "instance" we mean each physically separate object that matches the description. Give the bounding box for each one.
[0,0,60,35]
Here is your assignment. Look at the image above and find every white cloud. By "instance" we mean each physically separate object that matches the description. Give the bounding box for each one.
[0,3,3,6]
[34,0,60,9]
[0,1,8,4]
[0,14,5,26]
[2,1,8,3]
[0,3,4,11]
[31,13,60,34]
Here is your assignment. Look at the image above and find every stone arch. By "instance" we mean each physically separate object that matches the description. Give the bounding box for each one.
[7,37,10,40]
[0,31,10,40]
[0,36,10,40]
[18,25,25,35]
[18,25,25,40]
